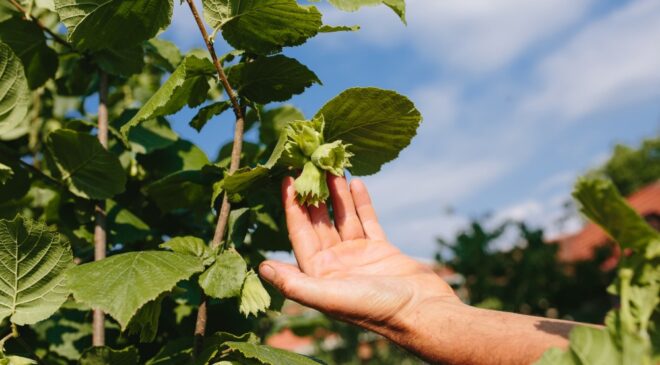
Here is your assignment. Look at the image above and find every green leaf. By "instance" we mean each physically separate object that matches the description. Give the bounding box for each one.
[126,294,165,343]
[146,38,182,73]
[316,87,422,175]
[573,178,660,253]
[194,332,258,365]
[319,24,360,33]
[0,17,58,89]
[227,207,250,246]
[120,55,216,136]
[94,45,145,77]
[327,0,406,24]
[239,270,270,317]
[54,0,173,51]
[138,139,210,177]
[106,200,150,245]
[160,236,216,266]
[0,42,29,129]
[3,356,37,364]
[145,337,193,365]
[144,170,211,211]
[199,249,247,300]
[190,101,232,132]
[569,326,621,364]
[67,251,204,328]
[223,341,322,364]
[46,129,126,199]
[203,0,322,55]
[0,163,12,185]
[125,117,179,155]
[79,346,139,365]
[258,105,305,145]
[0,216,73,325]
[227,55,320,104]
[533,348,578,365]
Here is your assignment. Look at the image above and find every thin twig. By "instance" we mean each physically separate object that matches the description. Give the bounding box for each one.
[184,0,247,356]
[92,71,109,347]
[7,0,72,49]
[0,323,17,350]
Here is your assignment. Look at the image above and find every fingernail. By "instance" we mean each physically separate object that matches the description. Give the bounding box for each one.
[259,264,275,282]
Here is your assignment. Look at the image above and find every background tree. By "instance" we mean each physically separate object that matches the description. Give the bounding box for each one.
[593,136,660,196]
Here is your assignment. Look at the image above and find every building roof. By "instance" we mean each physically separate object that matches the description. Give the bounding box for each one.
[554,181,660,268]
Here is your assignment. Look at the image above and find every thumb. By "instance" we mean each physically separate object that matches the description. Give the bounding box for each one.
[258,260,320,306]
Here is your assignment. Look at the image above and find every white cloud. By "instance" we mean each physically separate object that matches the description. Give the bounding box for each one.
[322,0,595,73]
[520,0,660,121]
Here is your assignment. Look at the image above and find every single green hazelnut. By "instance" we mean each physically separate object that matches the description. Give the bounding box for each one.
[311,140,353,176]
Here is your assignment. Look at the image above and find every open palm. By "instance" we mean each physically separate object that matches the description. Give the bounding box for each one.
[259,175,458,333]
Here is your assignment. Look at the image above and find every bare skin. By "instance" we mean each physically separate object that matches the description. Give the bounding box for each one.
[259,175,579,365]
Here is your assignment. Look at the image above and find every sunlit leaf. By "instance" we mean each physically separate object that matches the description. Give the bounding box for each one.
[203,0,322,55]
[67,251,204,328]
[316,87,422,175]
[0,216,73,325]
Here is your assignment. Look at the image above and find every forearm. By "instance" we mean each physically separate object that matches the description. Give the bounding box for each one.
[383,298,578,365]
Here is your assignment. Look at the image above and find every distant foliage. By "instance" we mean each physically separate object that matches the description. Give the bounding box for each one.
[437,221,613,323]
[594,136,660,196]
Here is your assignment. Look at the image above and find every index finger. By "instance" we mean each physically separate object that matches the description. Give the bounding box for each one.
[282,177,320,273]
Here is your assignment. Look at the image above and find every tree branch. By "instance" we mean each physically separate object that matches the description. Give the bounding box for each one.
[184,0,247,356]
[7,0,72,49]
[92,71,109,347]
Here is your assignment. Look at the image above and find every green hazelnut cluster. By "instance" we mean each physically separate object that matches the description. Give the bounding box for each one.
[281,116,353,206]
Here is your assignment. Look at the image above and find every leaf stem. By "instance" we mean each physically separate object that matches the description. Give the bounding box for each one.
[0,323,18,350]
[7,0,72,49]
[92,70,109,347]
[184,0,247,356]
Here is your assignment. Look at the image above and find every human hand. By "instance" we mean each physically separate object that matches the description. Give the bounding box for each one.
[258,175,459,336]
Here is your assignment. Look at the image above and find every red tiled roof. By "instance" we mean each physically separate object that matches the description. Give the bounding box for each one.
[554,181,660,268]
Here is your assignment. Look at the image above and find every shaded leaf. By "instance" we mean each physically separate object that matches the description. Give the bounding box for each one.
[199,249,247,299]
[67,251,204,328]
[106,200,150,245]
[120,55,216,136]
[228,55,320,104]
[0,42,29,129]
[223,341,323,364]
[319,24,360,32]
[54,0,173,51]
[316,87,422,175]
[0,216,73,325]
[79,346,139,365]
[146,38,182,73]
[258,105,305,145]
[125,116,179,155]
[190,101,232,132]
[46,129,126,199]
[203,0,322,55]
[138,139,210,177]
[145,170,211,211]
[0,163,12,185]
[0,17,58,89]
[126,294,165,343]
[228,207,250,246]
[94,45,145,77]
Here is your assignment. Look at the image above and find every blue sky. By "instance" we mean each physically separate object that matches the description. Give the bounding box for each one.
[160,0,660,259]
